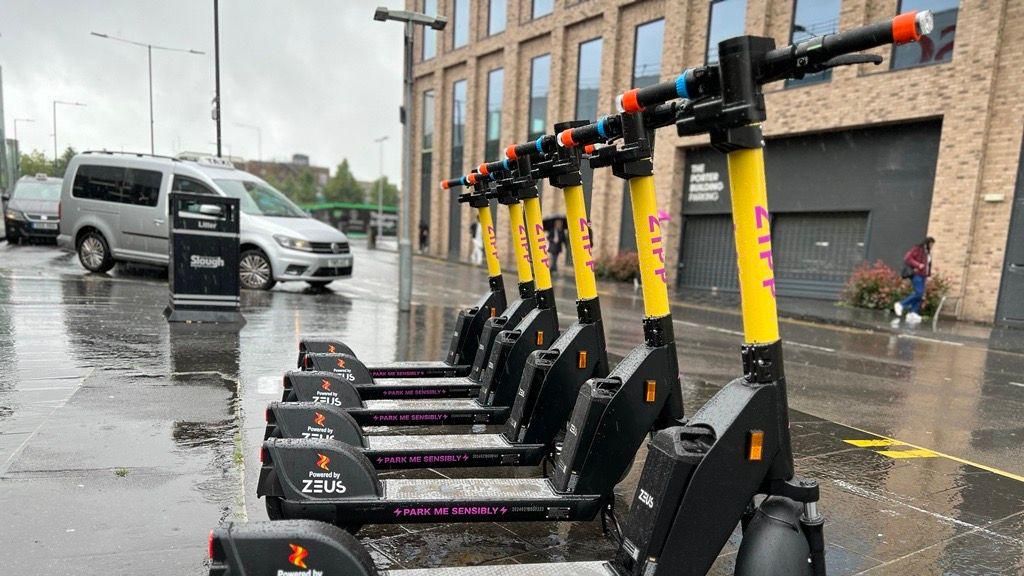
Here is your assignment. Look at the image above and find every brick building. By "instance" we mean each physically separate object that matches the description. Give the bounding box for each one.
[407,0,1024,325]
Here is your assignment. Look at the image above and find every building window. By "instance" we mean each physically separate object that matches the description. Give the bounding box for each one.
[575,37,603,122]
[786,0,840,88]
[532,0,554,20]
[892,0,957,69]
[422,91,435,151]
[488,0,506,36]
[422,0,438,59]
[706,0,746,64]
[485,69,504,161]
[528,54,552,140]
[632,19,665,89]
[453,0,469,48]
[451,80,467,173]
[420,90,435,232]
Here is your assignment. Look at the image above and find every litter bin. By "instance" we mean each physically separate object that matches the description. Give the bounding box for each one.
[164,192,245,324]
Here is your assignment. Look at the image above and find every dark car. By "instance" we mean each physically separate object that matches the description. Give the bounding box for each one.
[3,174,63,243]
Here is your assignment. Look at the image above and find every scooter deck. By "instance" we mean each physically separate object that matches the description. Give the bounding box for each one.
[363,361,471,379]
[284,371,480,403]
[390,562,616,576]
[350,399,511,426]
[273,477,604,524]
[367,436,545,470]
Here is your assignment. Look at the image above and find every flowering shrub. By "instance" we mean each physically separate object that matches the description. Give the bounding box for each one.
[841,260,950,317]
[595,251,640,282]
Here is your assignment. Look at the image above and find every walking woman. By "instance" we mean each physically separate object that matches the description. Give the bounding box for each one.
[894,237,935,325]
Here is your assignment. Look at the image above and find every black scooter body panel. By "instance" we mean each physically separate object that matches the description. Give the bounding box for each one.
[296,285,507,374]
[283,371,481,402]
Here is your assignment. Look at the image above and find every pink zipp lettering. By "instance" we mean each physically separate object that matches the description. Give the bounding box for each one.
[534,224,550,268]
[578,218,595,271]
[754,205,776,297]
[646,214,667,284]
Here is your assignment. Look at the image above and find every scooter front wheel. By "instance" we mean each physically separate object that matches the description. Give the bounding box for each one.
[734,497,813,576]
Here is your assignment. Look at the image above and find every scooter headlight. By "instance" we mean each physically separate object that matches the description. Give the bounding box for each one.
[274,234,314,252]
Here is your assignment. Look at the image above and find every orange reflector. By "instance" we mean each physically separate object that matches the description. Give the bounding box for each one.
[260,446,268,463]
[490,307,497,317]
[577,350,588,369]
[208,530,215,559]
[536,331,544,346]
[644,380,657,403]
[748,430,764,461]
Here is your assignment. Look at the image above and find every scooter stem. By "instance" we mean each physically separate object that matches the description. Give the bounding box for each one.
[562,184,597,301]
[726,146,780,345]
[476,205,502,279]
[522,197,553,291]
[507,203,534,286]
[627,175,670,319]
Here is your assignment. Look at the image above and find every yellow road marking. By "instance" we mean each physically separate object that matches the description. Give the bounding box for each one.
[878,448,940,459]
[844,439,903,448]
[841,425,1024,483]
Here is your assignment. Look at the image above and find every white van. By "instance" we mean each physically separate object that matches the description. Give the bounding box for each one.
[57,152,353,290]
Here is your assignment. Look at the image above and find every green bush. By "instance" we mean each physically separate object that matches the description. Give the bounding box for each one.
[841,260,950,317]
[595,251,640,282]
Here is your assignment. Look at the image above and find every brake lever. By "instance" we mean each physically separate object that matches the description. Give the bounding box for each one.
[821,53,884,69]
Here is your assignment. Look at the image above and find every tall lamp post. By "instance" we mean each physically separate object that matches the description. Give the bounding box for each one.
[373,6,447,313]
[234,122,262,161]
[53,100,86,173]
[90,32,205,154]
[373,135,389,246]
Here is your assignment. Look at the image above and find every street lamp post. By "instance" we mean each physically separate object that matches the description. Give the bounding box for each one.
[373,6,447,313]
[214,0,223,158]
[52,100,86,173]
[234,122,262,161]
[90,32,205,154]
[374,135,389,246]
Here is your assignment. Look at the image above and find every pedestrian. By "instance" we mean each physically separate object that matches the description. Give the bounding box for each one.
[470,221,483,265]
[548,219,567,273]
[419,221,429,252]
[893,236,935,325]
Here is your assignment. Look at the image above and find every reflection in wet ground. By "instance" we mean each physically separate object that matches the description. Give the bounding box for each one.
[1,241,1023,574]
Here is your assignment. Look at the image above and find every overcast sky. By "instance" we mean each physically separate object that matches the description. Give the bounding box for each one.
[0,0,405,184]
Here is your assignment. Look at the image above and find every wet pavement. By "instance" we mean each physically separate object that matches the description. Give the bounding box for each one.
[1,238,1023,574]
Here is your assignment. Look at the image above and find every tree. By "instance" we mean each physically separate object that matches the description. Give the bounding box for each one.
[369,176,400,207]
[266,170,318,205]
[20,149,55,177]
[55,147,78,177]
[323,159,365,204]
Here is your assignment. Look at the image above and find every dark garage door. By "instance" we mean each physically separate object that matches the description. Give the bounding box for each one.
[678,215,736,291]
[773,212,868,299]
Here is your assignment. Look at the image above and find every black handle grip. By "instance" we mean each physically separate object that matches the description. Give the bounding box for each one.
[764,11,931,82]
[478,159,511,177]
[505,135,558,160]
[556,116,622,148]
[614,67,718,113]
[439,177,467,190]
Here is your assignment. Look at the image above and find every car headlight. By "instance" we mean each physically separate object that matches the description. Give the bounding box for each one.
[273,234,313,252]
[4,209,25,221]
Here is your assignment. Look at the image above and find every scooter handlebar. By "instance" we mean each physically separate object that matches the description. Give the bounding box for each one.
[439,177,467,190]
[611,11,931,112]
[556,116,621,149]
[505,135,558,160]
[478,159,512,176]
[763,11,932,82]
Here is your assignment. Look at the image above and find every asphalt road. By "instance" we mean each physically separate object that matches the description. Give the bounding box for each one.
[1,238,1022,574]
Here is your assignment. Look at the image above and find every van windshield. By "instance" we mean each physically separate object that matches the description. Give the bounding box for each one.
[213,179,307,218]
[13,180,62,201]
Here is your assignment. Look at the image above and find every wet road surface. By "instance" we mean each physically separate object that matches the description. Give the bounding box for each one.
[1,239,1022,574]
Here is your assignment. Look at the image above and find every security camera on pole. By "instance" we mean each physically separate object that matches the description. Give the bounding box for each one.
[373,6,447,312]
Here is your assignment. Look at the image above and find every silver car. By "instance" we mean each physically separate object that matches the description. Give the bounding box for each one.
[57,152,353,290]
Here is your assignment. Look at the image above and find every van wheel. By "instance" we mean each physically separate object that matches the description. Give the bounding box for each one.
[78,231,115,273]
[240,249,276,290]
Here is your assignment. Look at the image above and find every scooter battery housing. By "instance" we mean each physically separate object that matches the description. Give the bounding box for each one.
[550,378,618,493]
[614,426,708,575]
[503,348,558,442]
